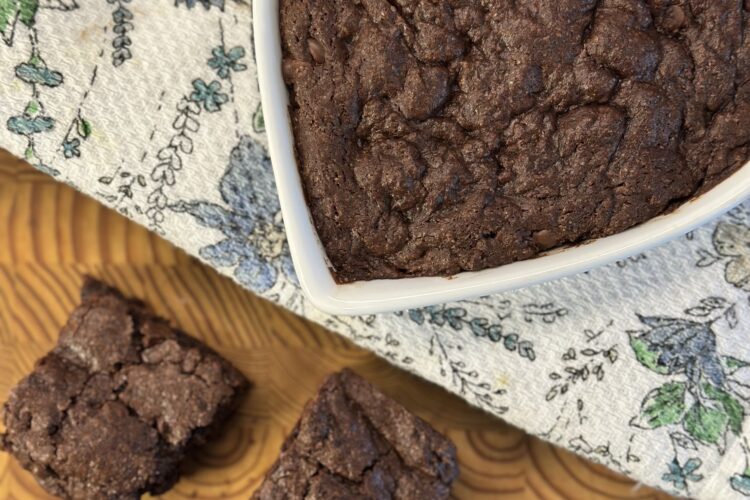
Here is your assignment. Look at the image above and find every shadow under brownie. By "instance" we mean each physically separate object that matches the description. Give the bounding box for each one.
[0,278,249,499]
[281,0,750,282]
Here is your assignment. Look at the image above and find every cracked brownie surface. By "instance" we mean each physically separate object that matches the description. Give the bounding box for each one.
[0,278,249,499]
[281,0,750,281]
[252,369,458,499]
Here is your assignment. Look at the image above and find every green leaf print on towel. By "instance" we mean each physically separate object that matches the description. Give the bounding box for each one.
[0,0,39,45]
[628,299,750,495]
[631,382,686,429]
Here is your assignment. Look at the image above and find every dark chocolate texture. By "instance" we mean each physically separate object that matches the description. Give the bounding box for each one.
[0,278,249,499]
[281,0,750,281]
[252,369,459,499]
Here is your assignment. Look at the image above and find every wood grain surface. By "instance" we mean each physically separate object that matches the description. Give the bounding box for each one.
[0,150,674,499]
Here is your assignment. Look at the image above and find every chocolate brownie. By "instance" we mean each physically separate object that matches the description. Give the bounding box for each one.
[0,278,249,499]
[252,369,458,499]
[281,0,750,281]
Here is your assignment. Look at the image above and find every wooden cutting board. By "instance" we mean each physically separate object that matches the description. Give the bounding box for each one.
[0,151,671,499]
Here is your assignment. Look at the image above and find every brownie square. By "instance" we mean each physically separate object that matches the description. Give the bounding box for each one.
[253,369,459,499]
[0,278,249,499]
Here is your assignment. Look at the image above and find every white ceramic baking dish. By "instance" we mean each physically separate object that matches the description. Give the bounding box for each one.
[254,0,750,316]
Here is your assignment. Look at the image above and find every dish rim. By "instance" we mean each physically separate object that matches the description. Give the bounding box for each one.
[254,0,750,316]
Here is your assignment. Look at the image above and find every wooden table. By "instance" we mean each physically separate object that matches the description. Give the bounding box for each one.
[0,151,671,499]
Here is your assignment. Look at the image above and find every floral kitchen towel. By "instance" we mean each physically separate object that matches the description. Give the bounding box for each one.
[1,2,750,498]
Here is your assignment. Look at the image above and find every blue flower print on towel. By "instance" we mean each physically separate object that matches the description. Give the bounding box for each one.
[173,136,295,292]
[62,138,80,158]
[190,78,228,113]
[629,314,726,387]
[732,473,750,496]
[208,46,247,79]
[175,0,225,11]
[662,458,704,492]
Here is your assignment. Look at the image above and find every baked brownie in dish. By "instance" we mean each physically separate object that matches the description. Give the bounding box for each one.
[0,278,249,499]
[252,369,458,499]
[280,0,750,282]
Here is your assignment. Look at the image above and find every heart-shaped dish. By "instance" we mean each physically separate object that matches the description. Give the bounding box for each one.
[254,0,750,316]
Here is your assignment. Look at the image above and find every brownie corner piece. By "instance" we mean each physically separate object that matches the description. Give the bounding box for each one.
[253,369,459,499]
[1,278,250,499]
